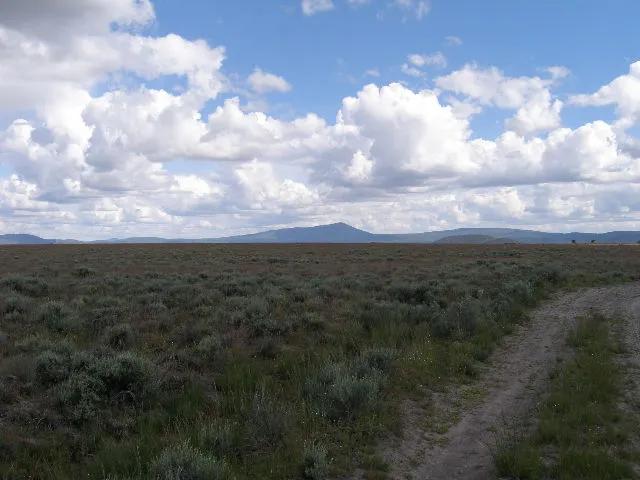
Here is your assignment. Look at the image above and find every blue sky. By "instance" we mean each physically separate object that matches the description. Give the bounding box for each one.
[0,0,639,238]
[152,1,636,128]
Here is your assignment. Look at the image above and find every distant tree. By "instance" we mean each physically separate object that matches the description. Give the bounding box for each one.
[591,239,596,244]
[637,240,640,245]
[571,239,576,244]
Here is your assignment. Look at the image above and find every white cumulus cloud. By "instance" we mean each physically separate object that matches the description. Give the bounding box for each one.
[392,0,430,19]
[436,64,565,135]
[408,52,447,69]
[301,0,335,15]
[0,0,639,238]
[570,61,640,129]
[248,68,292,94]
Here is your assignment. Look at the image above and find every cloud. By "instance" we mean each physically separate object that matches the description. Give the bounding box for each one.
[547,66,570,80]
[301,0,335,15]
[320,83,473,188]
[401,64,426,78]
[408,52,447,69]
[570,61,640,129]
[307,83,638,196]
[3,64,640,237]
[0,0,639,238]
[235,160,319,209]
[445,36,463,47]
[0,24,225,113]
[0,174,52,214]
[392,0,430,19]
[301,0,430,20]
[436,65,548,108]
[344,150,374,183]
[0,0,155,39]
[436,64,565,135]
[505,90,563,135]
[248,68,292,94]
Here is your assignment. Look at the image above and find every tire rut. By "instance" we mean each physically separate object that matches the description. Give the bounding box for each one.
[380,282,640,480]
[617,285,640,477]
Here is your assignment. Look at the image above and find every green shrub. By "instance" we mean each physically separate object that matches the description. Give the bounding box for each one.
[151,442,229,480]
[301,312,325,331]
[305,360,383,421]
[302,442,329,480]
[34,350,70,386]
[195,334,223,363]
[199,420,243,459]
[256,336,280,359]
[102,324,135,350]
[246,316,290,338]
[388,283,435,304]
[326,371,380,421]
[140,297,169,317]
[2,293,30,321]
[37,300,74,332]
[290,289,308,303]
[0,275,48,297]
[494,439,542,480]
[93,351,154,403]
[244,297,270,319]
[534,264,566,285]
[163,284,209,311]
[358,303,398,333]
[55,373,105,424]
[17,335,72,354]
[489,292,522,325]
[39,350,156,423]
[73,266,97,278]
[245,385,288,450]
[360,347,396,373]
[84,296,128,333]
[503,280,536,306]
[2,293,29,315]
[432,297,482,339]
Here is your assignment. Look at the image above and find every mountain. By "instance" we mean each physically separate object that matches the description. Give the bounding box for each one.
[0,234,56,245]
[95,237,179,244]
[210,222,376,243]
[433,235,519,245]
[2,224,640,245]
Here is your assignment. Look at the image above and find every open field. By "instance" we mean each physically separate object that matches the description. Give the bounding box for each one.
[1,244,639,480]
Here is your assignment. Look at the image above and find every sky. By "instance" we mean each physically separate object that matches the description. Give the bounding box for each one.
[0,0,639,239]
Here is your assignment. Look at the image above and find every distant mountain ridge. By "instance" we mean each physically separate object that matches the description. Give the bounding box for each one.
[433,235,519,245]
[0,234,56,245]
[2,223,640,245]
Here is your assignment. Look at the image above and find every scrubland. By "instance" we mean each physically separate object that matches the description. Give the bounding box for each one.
[0,244,638,479]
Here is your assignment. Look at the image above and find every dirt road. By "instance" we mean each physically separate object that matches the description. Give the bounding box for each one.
[381,282,640,480]
[617,284,640,478]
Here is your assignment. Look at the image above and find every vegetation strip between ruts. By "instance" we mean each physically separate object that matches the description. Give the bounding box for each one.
[495,313,639,479]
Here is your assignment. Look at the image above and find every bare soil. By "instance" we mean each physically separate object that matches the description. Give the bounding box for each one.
[380,282,640,480]
[617,284,640,477]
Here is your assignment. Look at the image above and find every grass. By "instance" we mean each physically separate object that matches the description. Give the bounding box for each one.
[495,313,637,479]
[0,244,638,479]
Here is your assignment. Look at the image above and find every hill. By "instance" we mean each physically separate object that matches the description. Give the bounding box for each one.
[211,222,376,243]
[433,235,519,245]
[1,224,640,244]
[0,234,56,245]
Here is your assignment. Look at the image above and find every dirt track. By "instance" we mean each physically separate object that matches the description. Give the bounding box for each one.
[381,282,640,480]
[618,284,640,478]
